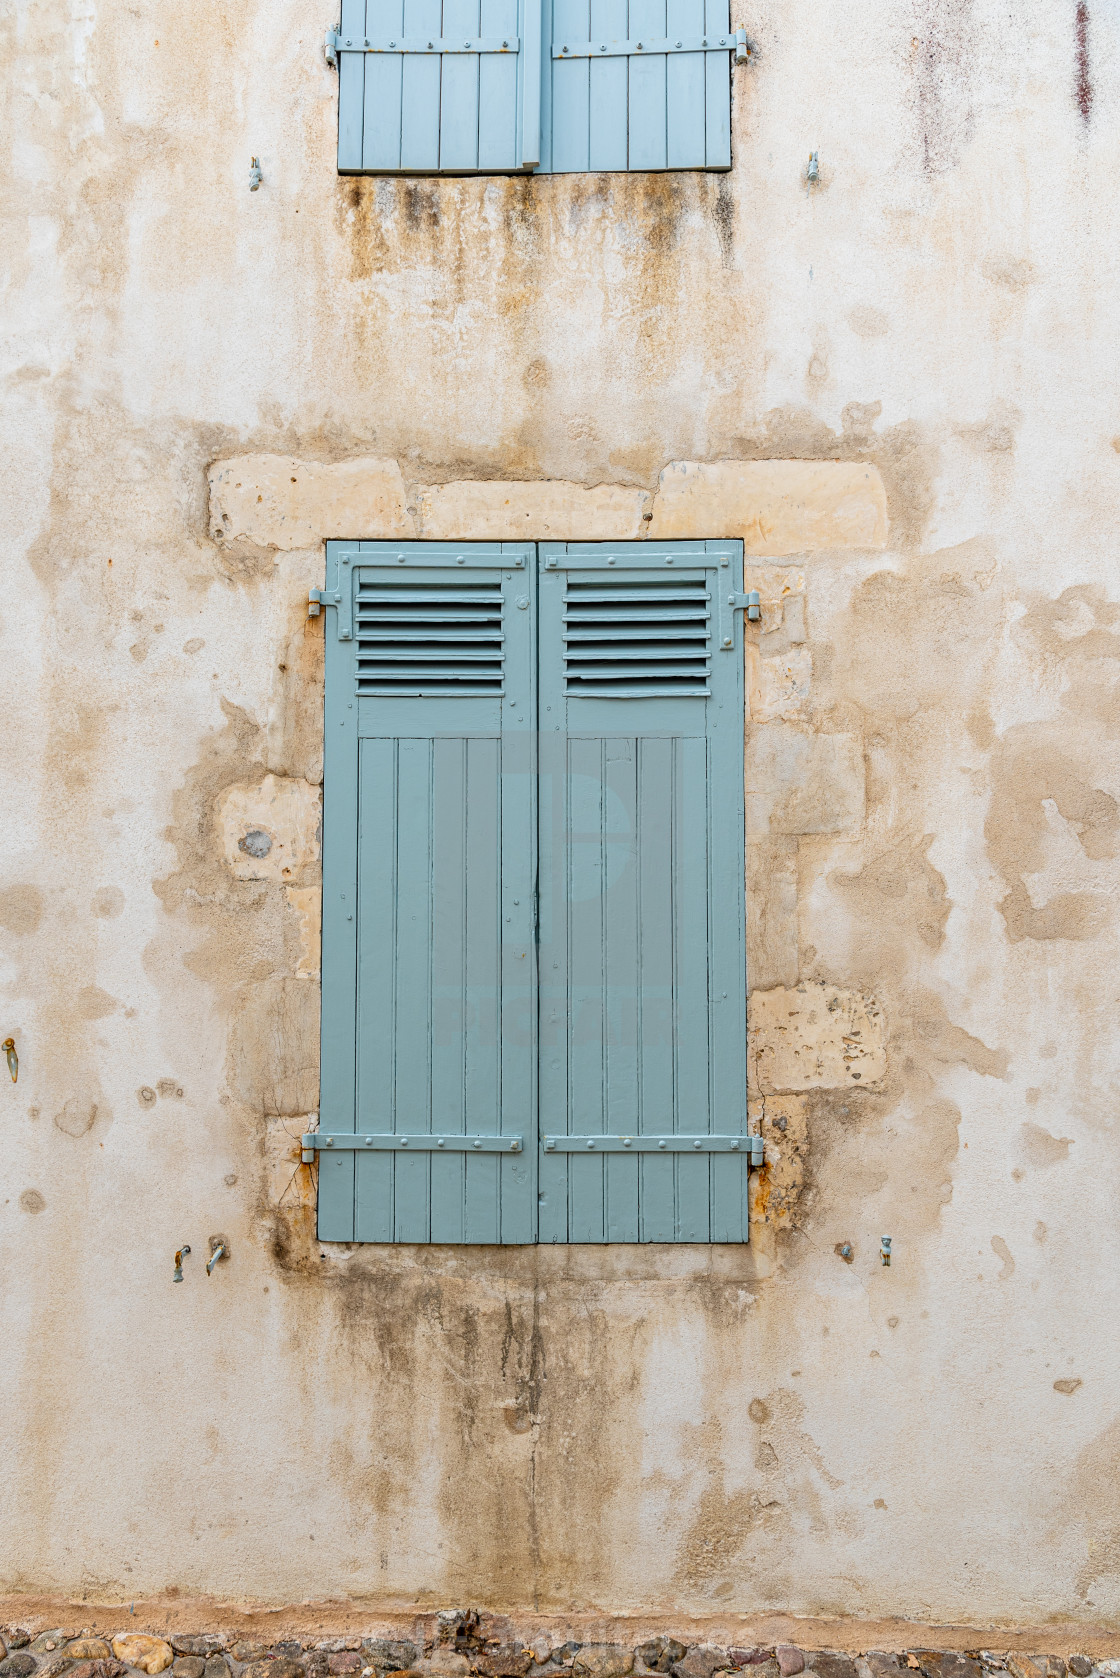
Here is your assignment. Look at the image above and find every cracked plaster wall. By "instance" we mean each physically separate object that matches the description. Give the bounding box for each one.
[2,0,1120,1632]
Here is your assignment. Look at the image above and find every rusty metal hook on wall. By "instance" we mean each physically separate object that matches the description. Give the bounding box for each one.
[173,1245,191,1282]
[3,1039,17,1083]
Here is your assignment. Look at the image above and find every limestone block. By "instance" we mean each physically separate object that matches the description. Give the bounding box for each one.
[266,1116,317,1210]
[747,839,799,989]
[747,724,864,835]
[208,455,411,548]
[217,774,322,881]
[414,478,651,540]
[649,460,889,551]
[286,884,322,976]
[748,644,813,721]
[742,563,806,636]
[750,980,886,1091]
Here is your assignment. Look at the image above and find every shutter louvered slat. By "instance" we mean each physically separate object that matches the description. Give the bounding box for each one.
[562,574,711,695]
[355,577,505,693]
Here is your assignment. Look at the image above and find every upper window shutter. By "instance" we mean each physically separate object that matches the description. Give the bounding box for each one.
[542,0,732,171]
[536,541,748,1242]
[317,542,537,1244]
[335,0,542,171]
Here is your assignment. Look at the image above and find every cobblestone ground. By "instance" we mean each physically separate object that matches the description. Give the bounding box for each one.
[2,1615,1117,1678]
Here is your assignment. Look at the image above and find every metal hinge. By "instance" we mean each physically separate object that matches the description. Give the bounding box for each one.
[718,589,760,649]
[303,1132,524,1162]
[308,586,340,617]
[325,26,339,67]
[553,27,751,59]
[543,1134,765,1160]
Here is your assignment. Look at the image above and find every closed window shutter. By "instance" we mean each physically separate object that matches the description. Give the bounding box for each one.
[536,541,748,1242]
[318,542,537,1243]
[316,540,748,1244]
[543,0,732,172]
[336,0,539,171]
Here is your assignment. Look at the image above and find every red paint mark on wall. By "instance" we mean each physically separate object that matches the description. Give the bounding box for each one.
[1075,2,1093,123]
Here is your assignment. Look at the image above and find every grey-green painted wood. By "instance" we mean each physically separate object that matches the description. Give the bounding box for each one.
[319,541,536,1242]
[536,541,747,1243]
[336,0,530,172]
[319,539,747,1244]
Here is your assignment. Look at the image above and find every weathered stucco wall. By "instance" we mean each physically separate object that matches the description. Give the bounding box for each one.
[2,0,1120,1630]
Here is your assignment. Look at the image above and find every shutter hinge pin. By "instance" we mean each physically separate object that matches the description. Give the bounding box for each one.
[325,25,340,67]
[733,27,753,62]
[309,586,341,617]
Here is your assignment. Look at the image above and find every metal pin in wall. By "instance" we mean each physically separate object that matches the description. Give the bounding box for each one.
[3,1038,17,1082]
[173,1245,191,1283]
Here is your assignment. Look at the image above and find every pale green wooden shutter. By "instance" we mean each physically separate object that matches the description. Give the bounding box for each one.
[536,540,748,1241]
[315,539,750,1243]
[334,0,541,172]
[317,541,537,1242]
[541,0,736,171]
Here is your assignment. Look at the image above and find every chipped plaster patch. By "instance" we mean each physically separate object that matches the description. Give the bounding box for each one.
[208,455,411,548]
[413,478,651,539]
[648,460,889,551]
[286,884,322,977]
[217,774,321,881]
[750,981,887,1092]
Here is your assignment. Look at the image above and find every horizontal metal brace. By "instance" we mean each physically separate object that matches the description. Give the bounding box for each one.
[543,1134,764,1160]
[554,27,750,59]
[303,1132,524,1161]
[329,29,519,53]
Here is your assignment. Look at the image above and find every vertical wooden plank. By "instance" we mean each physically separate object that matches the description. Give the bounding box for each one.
[441,0,482,167]
[550,0,590,171]
[603,739,640,1241]
[355,738,399,1241]
[428,738,467,1242]
[464,736,502,1242]
[703,0,731,166]
[566,736,607,1240]
[673,734,713,1240]
[536,575,569,1237]
[588,0,627,169]
[337,0,367,168]
[318,551,360,1241]
[391,738,434,1239]
[636,734,676,1240]
[401,0,443,169]
[627,0,667,168]
[707,541,748,1240]
[363,0,405,167]
[521,0,544,166]
[495,552,538,1241]
[665,0,704,167]
[479,0,520,167]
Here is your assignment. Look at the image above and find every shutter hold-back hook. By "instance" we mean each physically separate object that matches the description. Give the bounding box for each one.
[207,1236,229,1275]
[173,1245,191,1282]
[3,1038,17,1082]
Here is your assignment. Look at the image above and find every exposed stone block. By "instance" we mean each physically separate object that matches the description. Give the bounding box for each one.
[747,724,865,836]
[648,460,889,551]
[414,479,650,540]
[750,979,887,1091]
[209,455,411,548]
[748,644,813,721]
[216,774,321,882]
[747,838,799,989]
